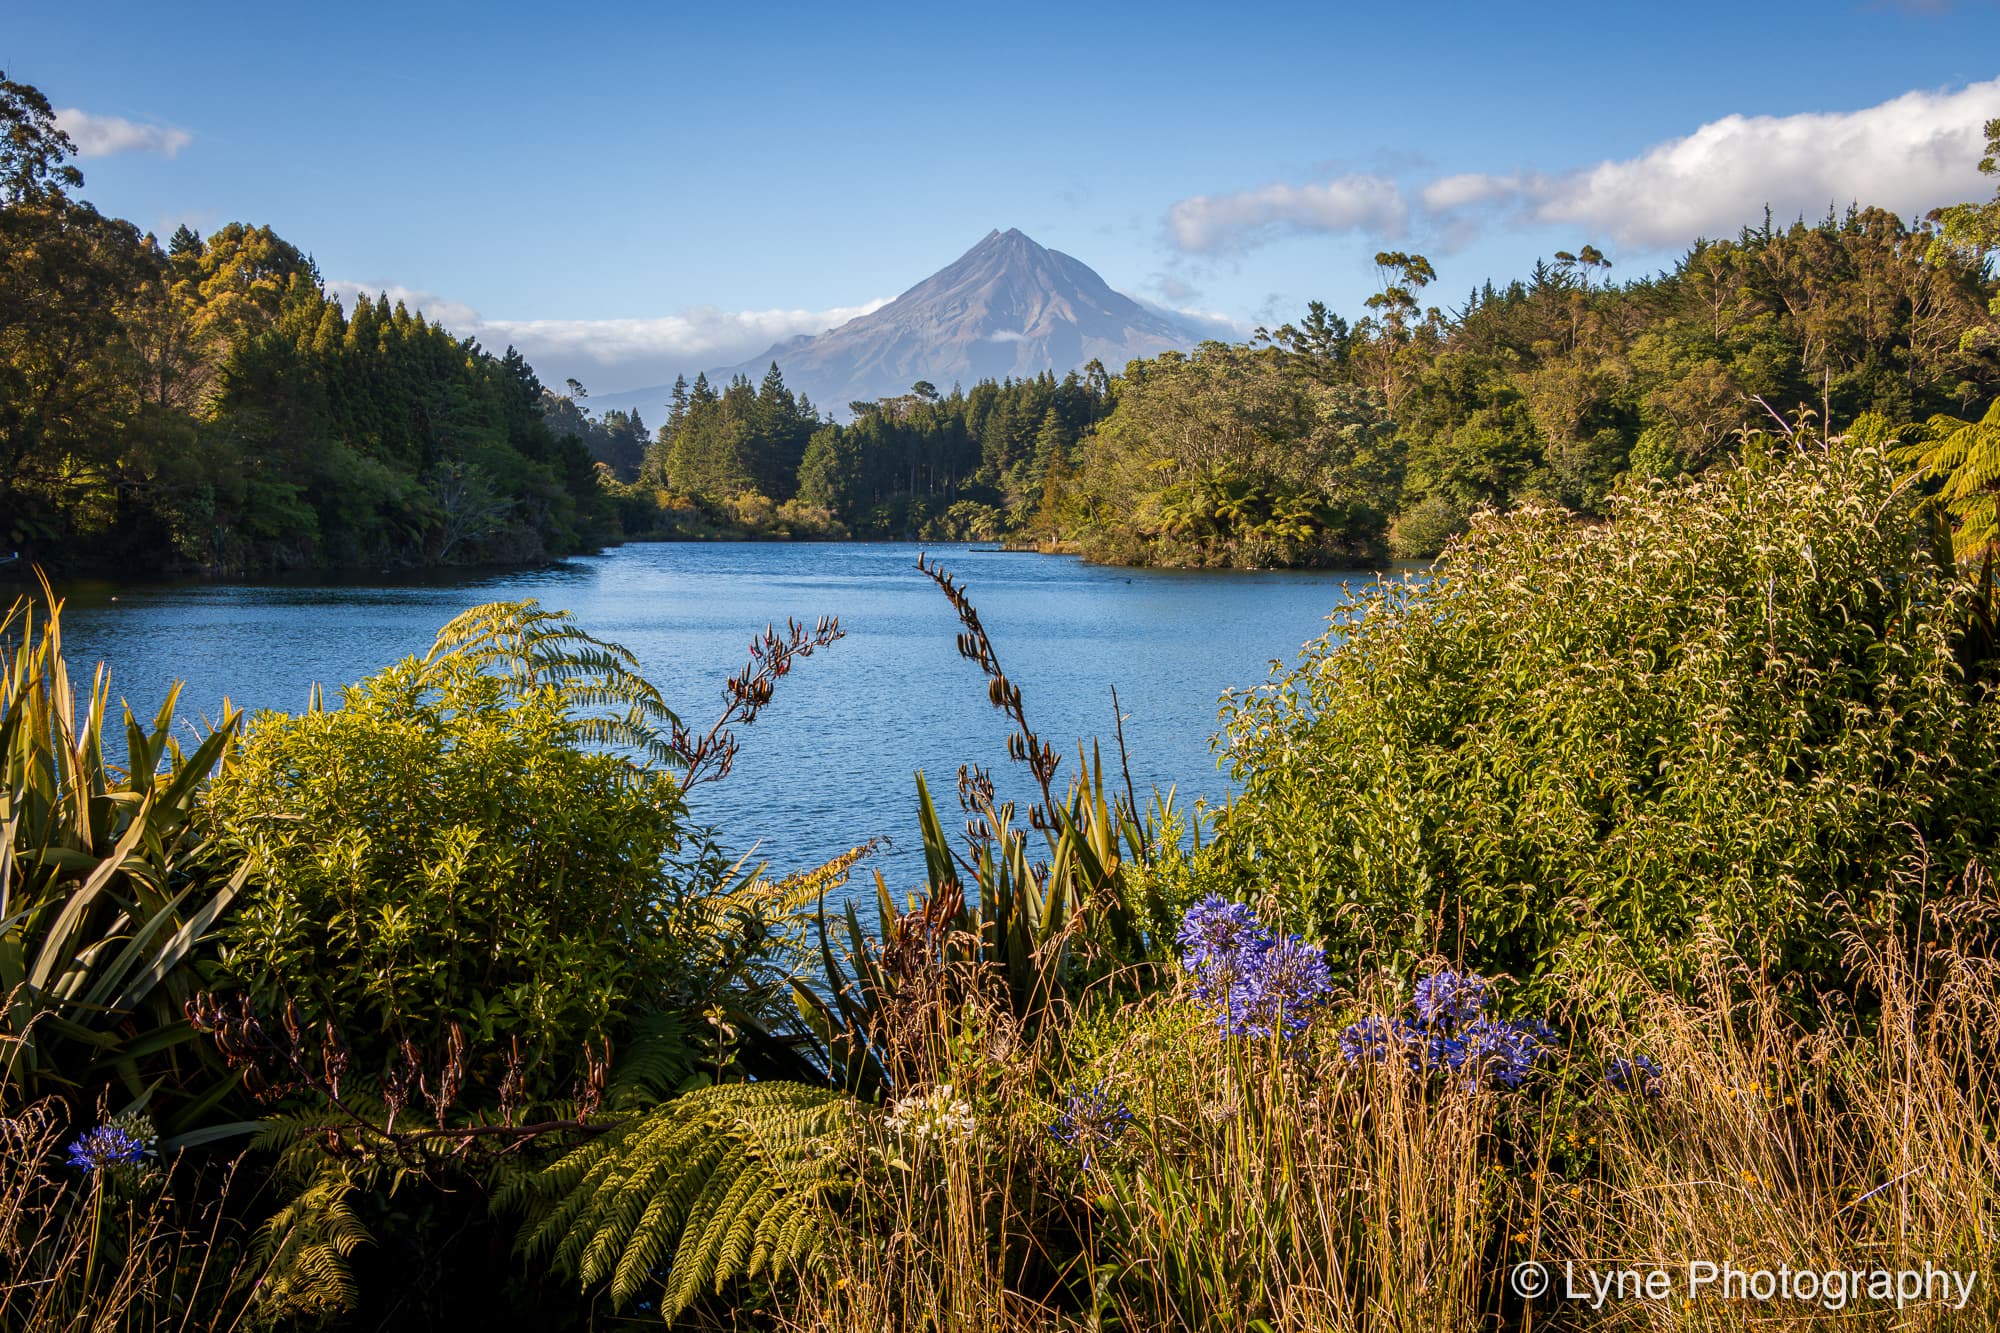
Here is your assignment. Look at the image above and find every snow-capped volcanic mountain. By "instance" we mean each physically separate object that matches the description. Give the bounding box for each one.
[713,228,1203,409]
[594,230,1210,420]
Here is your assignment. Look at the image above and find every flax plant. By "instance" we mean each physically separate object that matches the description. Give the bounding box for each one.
[0,578,245,1131]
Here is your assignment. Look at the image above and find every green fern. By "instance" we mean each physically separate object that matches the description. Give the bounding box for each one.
[247,1162,374,1320]
[1894,400,2000,562]
[506,1081,857,1320]
[424,599,686,770]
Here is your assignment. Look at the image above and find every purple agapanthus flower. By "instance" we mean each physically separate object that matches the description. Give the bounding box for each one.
[1224,933,1333,1039]
[1175,894,1267,999]
[1606,1054,1663,1095]
[1338,1014,1398,1063]
[1176,897,1334,1043]
[1224,924,1336,1040]
[66,1124,149,1172]
[1047,1082,1134,1169]
[1341,967,1560,1091]
[1459,1016,1555,1088]
[1412,969,1491,1026]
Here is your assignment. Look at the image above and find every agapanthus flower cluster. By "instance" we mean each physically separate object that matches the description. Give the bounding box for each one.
[1176,895,1333,1040]
[885,1083,979,1145]
[1047,1082,1134,1168]
[65,1121,150,1173]
[1413,969,1491,1025]
[1340,968,1558,1090]
[1175,895,1264,1000]
[1337,1013,1398,1063]
[1606,1054,1663,1096]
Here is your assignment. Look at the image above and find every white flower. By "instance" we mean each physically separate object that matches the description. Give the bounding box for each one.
[885,1083,979,1144]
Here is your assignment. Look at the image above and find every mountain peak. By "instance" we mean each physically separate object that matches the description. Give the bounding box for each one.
[715,230,1202,411]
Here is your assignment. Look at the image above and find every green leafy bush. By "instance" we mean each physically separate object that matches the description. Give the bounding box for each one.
[209,603,696,1111]
[1196,439,2000,992]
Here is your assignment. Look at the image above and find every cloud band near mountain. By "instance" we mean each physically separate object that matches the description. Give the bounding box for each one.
[1169,75,2000,255]
[321,282,890,394]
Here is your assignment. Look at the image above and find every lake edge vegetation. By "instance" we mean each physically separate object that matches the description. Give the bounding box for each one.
[6,73,1997,576]
[9,396,2000,1329]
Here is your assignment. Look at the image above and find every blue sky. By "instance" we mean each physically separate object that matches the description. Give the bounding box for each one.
[9,1,2000,393]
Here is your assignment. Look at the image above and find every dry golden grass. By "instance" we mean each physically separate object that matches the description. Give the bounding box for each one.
[778,862,2000,1333]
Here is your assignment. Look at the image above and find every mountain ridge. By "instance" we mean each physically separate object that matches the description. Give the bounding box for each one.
[593,229,1206,420]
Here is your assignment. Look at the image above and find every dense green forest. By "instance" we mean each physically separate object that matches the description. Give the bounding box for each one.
[0,73,611,574]
[558,206,2000,566]
[594,366,1114,543]
[6,64,1999,576]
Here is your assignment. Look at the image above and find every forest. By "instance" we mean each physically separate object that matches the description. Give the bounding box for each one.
[9,60,1997,574]
[0,74,611,573]
[594,202,1999,567]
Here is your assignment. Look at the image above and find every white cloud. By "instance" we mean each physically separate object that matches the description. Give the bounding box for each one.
[1428,76,2000,249]
[1167,174,1407,254]
[1420,172,1531,212]
[322,281,890,391]
[1165,77,2000,260]
[1137,297,1249,342]
[54,108,191,158]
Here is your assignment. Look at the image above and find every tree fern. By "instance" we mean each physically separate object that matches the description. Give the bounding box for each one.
[424,599,685,770]
[505,1081,857,1320]
[1895,400,2000,562]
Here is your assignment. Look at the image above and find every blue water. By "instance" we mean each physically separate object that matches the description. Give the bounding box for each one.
[43,543,1372,901]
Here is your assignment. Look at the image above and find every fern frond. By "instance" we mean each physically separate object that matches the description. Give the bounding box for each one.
[604,1011,697,1108]
[513,1082,857,1321]
[248,1163,372,1319]
[1901,403,2000,562]
[422,600,686,768]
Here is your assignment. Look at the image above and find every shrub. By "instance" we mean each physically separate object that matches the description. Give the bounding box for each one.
[1197,439,2000,994]
[209,604,697,1113]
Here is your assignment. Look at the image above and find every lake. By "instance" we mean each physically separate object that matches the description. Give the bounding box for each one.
[41,542,1375,903]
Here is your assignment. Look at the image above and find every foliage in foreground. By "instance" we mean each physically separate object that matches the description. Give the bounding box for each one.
[15,433,2000,1330]
[774,863,2000,1333]
[0,583,246,1134]
[1,1101,258,1332]
[507,1081,856,1321]
[209,610,694,1111]
[1193,437,2000,994]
